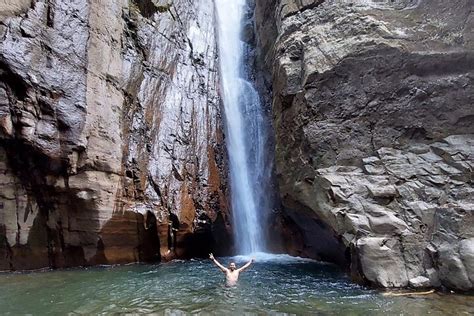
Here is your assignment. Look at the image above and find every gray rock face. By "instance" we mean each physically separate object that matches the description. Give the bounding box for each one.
[256,0,474,290]
[0,0,230,270]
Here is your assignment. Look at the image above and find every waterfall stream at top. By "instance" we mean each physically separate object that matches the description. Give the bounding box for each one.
[215,0,272,255]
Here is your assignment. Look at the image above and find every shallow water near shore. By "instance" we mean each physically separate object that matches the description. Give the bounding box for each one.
[0,254,472,315]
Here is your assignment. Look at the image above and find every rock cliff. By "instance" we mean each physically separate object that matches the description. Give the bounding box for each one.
[0,0,231,270]
[256,0,474,290]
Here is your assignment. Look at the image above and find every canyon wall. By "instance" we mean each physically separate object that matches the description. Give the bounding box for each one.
[0,0,231,270]
[256,0,474,290]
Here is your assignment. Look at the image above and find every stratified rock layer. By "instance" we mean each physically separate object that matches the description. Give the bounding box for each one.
[256,0,474,290]
[0,0,231,270]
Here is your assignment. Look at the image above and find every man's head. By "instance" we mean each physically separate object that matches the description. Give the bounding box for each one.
[229,262,237,271]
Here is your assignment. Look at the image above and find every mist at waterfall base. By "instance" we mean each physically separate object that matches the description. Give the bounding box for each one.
[215,0,273,255]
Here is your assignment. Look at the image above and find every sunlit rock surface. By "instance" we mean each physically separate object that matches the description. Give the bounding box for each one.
[256,0,474,290]
[0,0,231,270]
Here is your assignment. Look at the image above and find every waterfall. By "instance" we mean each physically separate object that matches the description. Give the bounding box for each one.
[215,0,271,254]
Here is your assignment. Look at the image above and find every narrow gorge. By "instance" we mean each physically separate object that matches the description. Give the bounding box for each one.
[0,0,473,303]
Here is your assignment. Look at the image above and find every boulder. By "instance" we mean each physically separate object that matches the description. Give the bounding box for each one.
[409,276,431,289]
[356,237,409,288]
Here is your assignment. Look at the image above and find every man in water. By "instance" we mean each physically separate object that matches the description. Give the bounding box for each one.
[209,253,254,286]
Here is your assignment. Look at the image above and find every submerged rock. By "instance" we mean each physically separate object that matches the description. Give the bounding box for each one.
[255,0,474,290]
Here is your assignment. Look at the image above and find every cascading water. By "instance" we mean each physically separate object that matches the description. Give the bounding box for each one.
[215,0,271,254]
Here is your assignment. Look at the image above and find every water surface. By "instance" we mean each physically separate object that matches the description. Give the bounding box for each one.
[0,255,472,315]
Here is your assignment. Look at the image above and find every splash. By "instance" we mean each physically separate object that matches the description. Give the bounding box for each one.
[232,252,319,264]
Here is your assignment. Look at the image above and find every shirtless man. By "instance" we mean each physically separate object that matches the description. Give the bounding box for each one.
[209,253,254,286]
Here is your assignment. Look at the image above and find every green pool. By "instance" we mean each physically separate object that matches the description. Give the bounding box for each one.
[0,254,472,315]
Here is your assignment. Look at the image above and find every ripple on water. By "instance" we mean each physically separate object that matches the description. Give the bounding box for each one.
[0,257,473,315]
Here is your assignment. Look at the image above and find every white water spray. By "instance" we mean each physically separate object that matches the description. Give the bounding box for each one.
[215,0,271,254]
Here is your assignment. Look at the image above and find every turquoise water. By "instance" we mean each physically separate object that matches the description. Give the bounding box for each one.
[0,255,472,315]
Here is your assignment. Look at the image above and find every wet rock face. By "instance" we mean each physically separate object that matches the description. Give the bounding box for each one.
[0,0,231,270]
[256,0,474,290]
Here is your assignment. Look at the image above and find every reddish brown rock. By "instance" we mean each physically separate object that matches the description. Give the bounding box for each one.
[0,0,231,270]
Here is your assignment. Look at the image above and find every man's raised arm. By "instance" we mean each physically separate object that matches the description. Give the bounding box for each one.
[237,258,254,272]
[209,253,228,273]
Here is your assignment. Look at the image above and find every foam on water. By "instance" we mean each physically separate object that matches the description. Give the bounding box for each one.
[232,252,318,264]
